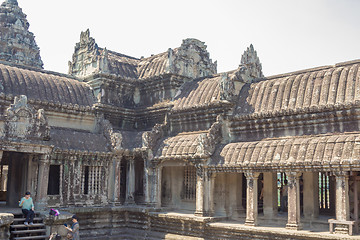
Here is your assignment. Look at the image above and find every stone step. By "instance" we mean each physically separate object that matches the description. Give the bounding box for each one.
[13,213,40,218]
[13,235,48,240]
[13,217,43,222]
[11,228,46,235]
[10,223,45,229]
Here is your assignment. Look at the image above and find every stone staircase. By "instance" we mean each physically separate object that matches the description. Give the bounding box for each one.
[10,213,48,240]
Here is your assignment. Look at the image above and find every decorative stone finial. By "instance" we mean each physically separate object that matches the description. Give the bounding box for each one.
[240,44,263,78]
[167,38,217,79]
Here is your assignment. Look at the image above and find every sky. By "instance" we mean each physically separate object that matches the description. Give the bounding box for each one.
[15,0,360,77]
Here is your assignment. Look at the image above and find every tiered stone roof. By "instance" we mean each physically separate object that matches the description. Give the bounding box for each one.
[0,62,95,107]
[172,76,222,110]
[69,30,217,80]
[154,131,205,160]
[0,0,43,68]
[211,132,360,170]
[235,60,360,118]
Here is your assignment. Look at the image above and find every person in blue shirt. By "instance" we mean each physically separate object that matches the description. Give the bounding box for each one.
[19,191,35,226]
[65,215,80,240]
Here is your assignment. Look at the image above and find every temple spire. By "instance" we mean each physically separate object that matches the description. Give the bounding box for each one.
[0,0,43,68]
[5,0,18,5]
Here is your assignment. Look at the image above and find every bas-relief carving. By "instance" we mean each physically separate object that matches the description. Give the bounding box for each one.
[4,95,50,140]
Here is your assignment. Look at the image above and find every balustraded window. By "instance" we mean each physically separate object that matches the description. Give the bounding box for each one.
[81,165,104,195]
[181,166,196,200]
[319,172,331,211]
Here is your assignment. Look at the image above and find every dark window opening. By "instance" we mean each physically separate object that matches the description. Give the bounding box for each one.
[83,166,89,195]
[47,165,60,195]
[120,160,127,201]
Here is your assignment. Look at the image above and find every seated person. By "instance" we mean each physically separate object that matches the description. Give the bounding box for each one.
[19,191,35,226]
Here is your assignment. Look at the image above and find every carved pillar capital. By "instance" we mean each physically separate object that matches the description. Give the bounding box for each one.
[333,171,349,178]
[244,172,260,179]
[286,171,302,179]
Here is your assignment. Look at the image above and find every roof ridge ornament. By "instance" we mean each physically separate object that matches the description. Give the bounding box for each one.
[240,44,264,79]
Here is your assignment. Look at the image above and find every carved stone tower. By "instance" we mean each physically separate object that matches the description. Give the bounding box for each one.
[0,0,43,68]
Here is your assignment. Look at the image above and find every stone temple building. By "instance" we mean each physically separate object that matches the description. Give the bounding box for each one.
[0,0,360,239]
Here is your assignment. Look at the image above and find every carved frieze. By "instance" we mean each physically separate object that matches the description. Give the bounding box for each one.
[5,95,50,140]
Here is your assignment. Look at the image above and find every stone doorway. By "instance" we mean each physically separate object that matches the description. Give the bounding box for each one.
[0,152,34,208]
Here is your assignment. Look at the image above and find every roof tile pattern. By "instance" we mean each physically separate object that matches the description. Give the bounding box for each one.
[49,128,110,152]
[213,132,360,168]
[104,50,139,79]
[0,63,94,106]
[155,132,204,159]
[236,63,360,116]
[137,52,168,79]
[172,76,221,110]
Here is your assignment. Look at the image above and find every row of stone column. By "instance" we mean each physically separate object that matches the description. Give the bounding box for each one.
[191,169,351,231]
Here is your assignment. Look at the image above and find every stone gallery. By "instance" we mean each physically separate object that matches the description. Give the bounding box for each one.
[0,0,359,239]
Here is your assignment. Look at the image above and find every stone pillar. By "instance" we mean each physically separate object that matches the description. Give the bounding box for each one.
[228,173,243,219]
[0,151,3,191]
[0,213,14,240]
[36,154,50,211]
[245,172,260,226]
[125,157,135,204]
[303,172,319,219]
[156,166,163,208]
[335,171,350,233]
[263,172,278,219]
[207,172,216,217]
[109,155,121,205]
[195,166,205,216]
[144,161,151,205]
[286,172,302,230]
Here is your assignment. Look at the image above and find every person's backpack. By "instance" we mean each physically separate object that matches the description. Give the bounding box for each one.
[49,208,60,216]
